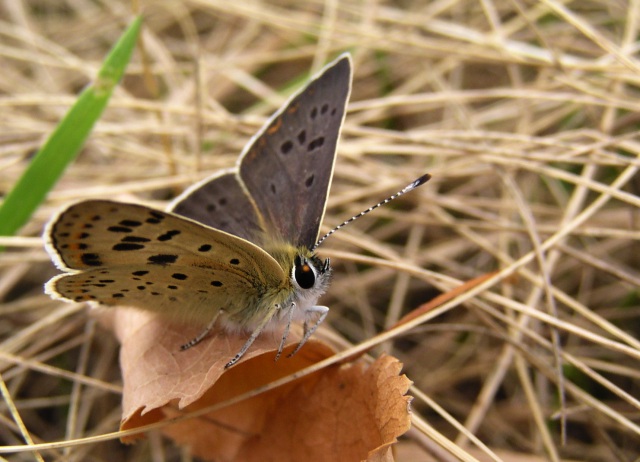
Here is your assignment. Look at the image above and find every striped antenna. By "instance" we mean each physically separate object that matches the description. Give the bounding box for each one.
[311,173,431,252]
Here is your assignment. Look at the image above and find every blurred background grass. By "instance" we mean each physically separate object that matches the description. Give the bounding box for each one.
[0,1,639,461]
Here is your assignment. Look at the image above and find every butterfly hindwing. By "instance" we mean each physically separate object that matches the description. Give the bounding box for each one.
[238,54,352,248]
[169,169,263,242]
[46,264,271,327]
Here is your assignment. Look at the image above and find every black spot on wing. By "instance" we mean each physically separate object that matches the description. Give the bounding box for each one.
[281,140,293,154]
[146,211,165,224]
[120,220,142,227]
[148,254,178,265]
[157,230,181,241]
[108,226,132,233]
[305,175,314,188]
[81,253,102,267]
[307,136,325,152]
[113,243,145,251]
[122,236,151,243]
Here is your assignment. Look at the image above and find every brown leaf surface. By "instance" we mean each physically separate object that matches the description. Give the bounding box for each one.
[111,309,412,461]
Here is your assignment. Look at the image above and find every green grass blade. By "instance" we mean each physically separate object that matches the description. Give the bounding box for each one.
[0,16,142,237]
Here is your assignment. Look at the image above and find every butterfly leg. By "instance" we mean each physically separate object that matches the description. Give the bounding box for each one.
[275,302,296,361]
[287,305,329,358]
[225,310,277,369]
[180,310,221,351]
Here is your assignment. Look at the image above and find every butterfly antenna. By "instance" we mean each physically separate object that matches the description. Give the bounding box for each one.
[311,173,431,252]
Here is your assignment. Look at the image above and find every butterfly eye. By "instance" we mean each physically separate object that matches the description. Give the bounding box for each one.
[294,256,316,289]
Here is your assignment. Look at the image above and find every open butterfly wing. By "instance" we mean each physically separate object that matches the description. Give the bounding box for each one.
[170,170,262,242]
[46,264,266,328]
[44,200,286,326]
[238,54,352,249]
[45,200,280,275]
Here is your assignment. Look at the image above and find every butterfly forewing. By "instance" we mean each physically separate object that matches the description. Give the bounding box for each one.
[238,54,352,249]
[46,200,286,290]
[170,170,263,242]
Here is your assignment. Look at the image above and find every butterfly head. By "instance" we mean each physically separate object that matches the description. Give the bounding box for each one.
[266,243,331,314]
[286,249,331,322]
[292,252,331,291]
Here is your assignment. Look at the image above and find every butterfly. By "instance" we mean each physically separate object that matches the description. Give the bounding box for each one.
[45,54,353,368]
[45,53,430,369]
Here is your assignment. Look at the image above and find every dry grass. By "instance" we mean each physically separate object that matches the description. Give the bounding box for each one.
[1,1,639,461]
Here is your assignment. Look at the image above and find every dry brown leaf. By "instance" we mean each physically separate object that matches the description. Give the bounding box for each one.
[111,309,412,461]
